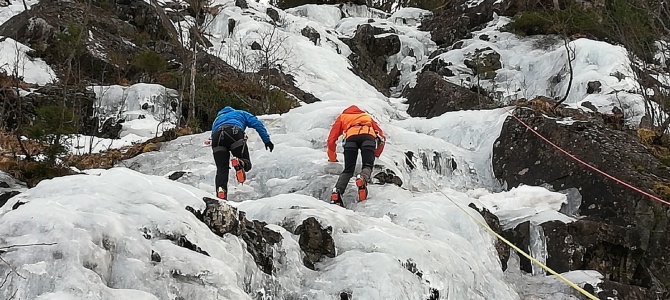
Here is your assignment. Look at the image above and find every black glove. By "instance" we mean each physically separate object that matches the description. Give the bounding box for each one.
[265,141,274,152]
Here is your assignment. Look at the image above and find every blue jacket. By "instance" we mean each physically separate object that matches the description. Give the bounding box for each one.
[211,106,271,143]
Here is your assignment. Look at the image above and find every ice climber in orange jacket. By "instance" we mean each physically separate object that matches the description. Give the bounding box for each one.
[327,105,386,206]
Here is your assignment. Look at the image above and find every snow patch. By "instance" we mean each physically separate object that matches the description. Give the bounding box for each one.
[0,37,57,85]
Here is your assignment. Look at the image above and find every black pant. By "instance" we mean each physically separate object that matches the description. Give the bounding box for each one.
[335,134,376,193]
[211,126,252,193]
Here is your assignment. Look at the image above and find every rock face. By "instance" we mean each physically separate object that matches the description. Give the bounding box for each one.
[419,0,499,47]
[404,71,496,118]
[301,26,320,45]
[0,0,170,83]
[463,47,502,80]
[342,24,401,96]
[468,204,510,271]
[493,100,670,295]
[294,217,336,270]
[186,197,283,275]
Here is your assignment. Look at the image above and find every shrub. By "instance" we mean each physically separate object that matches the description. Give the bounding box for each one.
[132,49,169,78]
[24,105,80,164]
[503,1,659,62]
[48,23,86,62]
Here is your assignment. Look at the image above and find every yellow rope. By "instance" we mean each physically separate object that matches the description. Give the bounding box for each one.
[404,158,599,300]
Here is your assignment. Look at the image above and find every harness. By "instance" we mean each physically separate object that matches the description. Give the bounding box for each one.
[212,125,248,153]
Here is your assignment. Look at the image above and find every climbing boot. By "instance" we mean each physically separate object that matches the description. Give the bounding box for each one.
[217,187,227,200]
[355,174,368,202]
[231,158,246,184]
[330,188,344,207]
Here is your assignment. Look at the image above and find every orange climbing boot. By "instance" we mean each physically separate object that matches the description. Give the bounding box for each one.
[355,175,368,202]
[217,187,226,200]
[330,188,344,207]
[231,158,246,184]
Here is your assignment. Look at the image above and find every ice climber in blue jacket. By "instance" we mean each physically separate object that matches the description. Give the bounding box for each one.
[210,106,274,200]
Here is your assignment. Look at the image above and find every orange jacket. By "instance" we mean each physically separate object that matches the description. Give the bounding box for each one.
[327,105,385,161]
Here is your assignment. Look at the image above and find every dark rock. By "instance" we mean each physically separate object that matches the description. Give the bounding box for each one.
[151,250,162,262]
[294,217,335,270]
[0,0,9,7]
[581,101,598,112]
[419,0,498,47]
[187,197,283,275]
[502,221,533,273]
[0,182,9,188]
[422,57,455,77]
[0,191,21,209]
[452,41,464,50]
[597,280,669,300]
[98,117,123,139]
[228,18,236,35]
[266,7,280,24]
[340,292,352,300]
[256,68,322,104]
[373,169,403,187]
[341,24,401,96]
[587,80,602,94]
[405,71,496,118]
[301,26,320,45]
[12,201,26,210]
[493,100,670,290]
[463,48,502,79]
[167,171,188,181]
[468,203,510,271]
[479,34,490,41]
[251,41,261,50]
[405,151,415,170]
[235,0,248,9]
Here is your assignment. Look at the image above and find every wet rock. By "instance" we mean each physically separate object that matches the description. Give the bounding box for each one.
[580,101,598,112]
[493,99,670,291]
[463,48,502,79]
[587,80,602,94]
[301,26,320,45]
[0,191,21,209]
[151,250,162,262]
[251,41,261,50]
[294,217,335,270]
[341,24,401,96]
[419,0,498,47]
[266,7,280,24]
[186,197,283,274]
[235,0,248,9]
[98,117,123,139]
[405,71,496,118]
[167,171,188,181]
[373,169,403,187]
[468,203,510,271]
[422,57,455,77]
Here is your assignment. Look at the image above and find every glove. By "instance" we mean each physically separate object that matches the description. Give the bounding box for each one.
[265,141,274,152]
